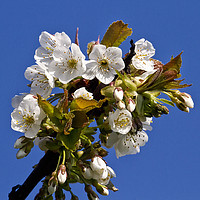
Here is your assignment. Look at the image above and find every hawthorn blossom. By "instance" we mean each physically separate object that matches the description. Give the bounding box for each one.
[73,87,93,100]
[11,94,46,138]
[132,38,156,79]
[35,31,71,64]
[108,109,132,134]
[82,156,116,185]
[25,62,55,98]
[83,44,125,84]
[48,43,86,84]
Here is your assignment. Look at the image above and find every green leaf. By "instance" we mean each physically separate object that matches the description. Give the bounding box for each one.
[59,129,82,150]
[70,98,106,113]
[159,98,175,107]
[101,86,115,98]
[38,95,63,131]
[72,111,89,128]
[101,20,132,47]
[45,140,61,151]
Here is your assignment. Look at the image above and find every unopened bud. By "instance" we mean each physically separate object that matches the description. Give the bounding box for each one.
[180,92,194,108]
[127,98,136,112]
[116,100,126,109]
[85,185,99,200]
[94,183,109,196]
[57,164,67,184]
[113,87,124,101]
[48,174,57,195]
[48,181,57,194]
[16,141,34,159]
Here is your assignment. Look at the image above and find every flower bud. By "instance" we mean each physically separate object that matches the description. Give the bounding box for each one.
[14,136,27,149]
[82,166,93,179]
[57,164,67,184]
[48,181,57,194]
[127,98,136,112]
[116,100,126,109]
[95,183,109,196]
[180,93,194,108]
[113,87,123,101]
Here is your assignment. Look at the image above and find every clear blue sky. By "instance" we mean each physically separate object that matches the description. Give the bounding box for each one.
[1,0,200,199]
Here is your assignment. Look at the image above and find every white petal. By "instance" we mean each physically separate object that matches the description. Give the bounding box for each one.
[54,32,71,47]
[82,61,97,80]
[12,93,27,108]
[96,67,115,84]
[106,132,120,148]
[25,124,40,138]
[71,43,85,60]
[105,47,122,60]
[89,44,106,60]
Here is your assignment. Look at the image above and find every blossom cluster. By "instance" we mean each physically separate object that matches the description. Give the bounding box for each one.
[10,21,194,199]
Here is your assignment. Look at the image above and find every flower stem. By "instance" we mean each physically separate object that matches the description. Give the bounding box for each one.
[62,149,66,165]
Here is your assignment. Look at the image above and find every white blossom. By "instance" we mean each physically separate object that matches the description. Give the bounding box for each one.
[73,87,93,100]
[82,156,116,186]
[11,94,46,138]
[25,62,55,98]
[48,43,86,84]
[108,109,132,134]
[83,44,125,84]
[132,38,156,79]
[106,117,152,158]
[107,131,148,158]
[35,31,71,65]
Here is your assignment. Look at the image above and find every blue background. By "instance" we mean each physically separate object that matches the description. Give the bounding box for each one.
[1,0,199,199]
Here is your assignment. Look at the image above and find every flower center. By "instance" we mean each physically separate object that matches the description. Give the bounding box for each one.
[67,59,78,69]
[114,113,130,128]
[24,115,35,126]
[99,59,109,70]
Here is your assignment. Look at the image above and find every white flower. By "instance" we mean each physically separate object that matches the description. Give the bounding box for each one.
[73,87,93,100]
[35,31,71,65]
[11,94,46,138]
[83,44,125,84]
[82,156,116,186]
[107,131,148,158]
[57,164,67,184]
[127,98,136,112]
[25,62,55,98]
[113,87,123,101]
[132,38,156,79]
[48,43,86,84]
[180,92,194,109]
[108,109,132,134]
